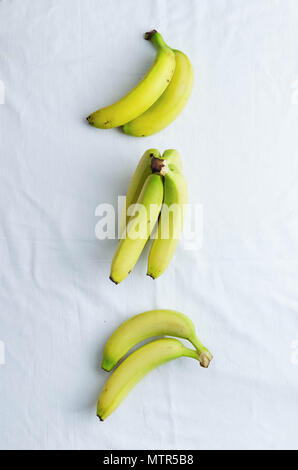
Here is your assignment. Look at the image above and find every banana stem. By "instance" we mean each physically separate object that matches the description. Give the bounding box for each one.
[151,156,169,176]
[189,336,213,368]
[183,347,200,361]
[144,30,168,49]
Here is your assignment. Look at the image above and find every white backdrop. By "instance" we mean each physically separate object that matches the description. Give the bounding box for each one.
[1,0,298,450]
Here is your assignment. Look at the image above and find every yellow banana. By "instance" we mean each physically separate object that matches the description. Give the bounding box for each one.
[119,148,183,235]
[87,31,175,129]
[97,338,202,421]
[102,309,212,371]
[147,163,188,279]
[123,49,193,136]
[110,173,163,284]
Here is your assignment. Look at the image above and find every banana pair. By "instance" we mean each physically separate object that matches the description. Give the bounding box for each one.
[87,30,193,136]
[110,149,187,284]
[97,309,213,421]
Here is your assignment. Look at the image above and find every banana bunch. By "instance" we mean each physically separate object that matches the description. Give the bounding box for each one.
[87,30,193,136]
[97,309,213,421]
[110,149,187,284]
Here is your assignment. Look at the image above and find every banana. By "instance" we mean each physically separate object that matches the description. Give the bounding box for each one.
[102,309,212,371]
[118,148,160,236]
[110,173,163,284]
[147,163,188,279]
[97,338,201,421]
[123,49,193,136]
[87,31,175,129]
[162,149,183,172]
[119,148,183,235]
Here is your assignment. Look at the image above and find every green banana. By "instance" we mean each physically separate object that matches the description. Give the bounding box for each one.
[119,149,183,235]
[123,49,193,136]
[110,173,163,284]
[147,163,188,279]
[162,149,183,172]
[87,31,175,129]
[97,338,202,421]
[102,309,212,371]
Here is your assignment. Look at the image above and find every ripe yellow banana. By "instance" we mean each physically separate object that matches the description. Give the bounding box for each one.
[119,148,183,235]
[97,338,202,421]
[102,309,212,371]
[147,163,188,279]
[110,173,163,284]
[87,31,175,129]
[123,49,193,136]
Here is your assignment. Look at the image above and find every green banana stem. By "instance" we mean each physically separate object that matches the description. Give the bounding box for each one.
[182,347,200,361]
[144,30,168,49]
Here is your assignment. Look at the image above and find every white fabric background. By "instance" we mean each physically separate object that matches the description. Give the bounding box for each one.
[0,0,298,450]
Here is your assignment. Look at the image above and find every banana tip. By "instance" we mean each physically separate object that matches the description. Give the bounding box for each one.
[86,115,94,126]
[109,275,119,285]
[122,124,131,135]
[147,273,156,280]
[101,360,112,372]
[97,414,104,422]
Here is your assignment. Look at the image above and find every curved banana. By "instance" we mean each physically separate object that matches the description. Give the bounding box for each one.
[119,148,183,235]
[147,163,188,279]
[110,173,163,284]
[123,49,193,136]
[87,31,175,129]
[102,309,212,371]
[97,338,201,421]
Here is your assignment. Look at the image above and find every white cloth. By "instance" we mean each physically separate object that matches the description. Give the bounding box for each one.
[0,0,298,450]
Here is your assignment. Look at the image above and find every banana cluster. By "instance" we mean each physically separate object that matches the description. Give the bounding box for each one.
[87,30,193,136]
[97,309,213,421]
[110,149,187,284]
